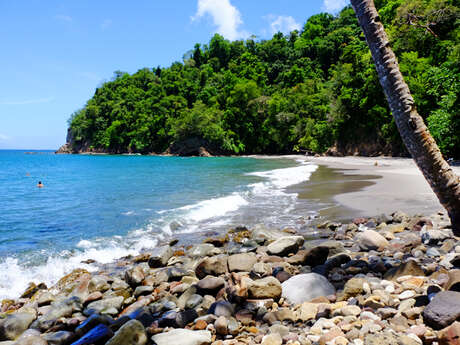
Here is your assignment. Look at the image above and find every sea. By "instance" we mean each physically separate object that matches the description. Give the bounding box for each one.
[0,150,323,299]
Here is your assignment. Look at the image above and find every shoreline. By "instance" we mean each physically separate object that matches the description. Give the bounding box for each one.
[1,209,458,344]
[1,154,460,343]
[300,156,460,219]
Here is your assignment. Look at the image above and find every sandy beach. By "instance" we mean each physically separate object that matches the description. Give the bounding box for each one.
[301,156,460,219]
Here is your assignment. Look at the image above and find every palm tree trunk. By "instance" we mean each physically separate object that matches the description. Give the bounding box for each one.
[350,0,460,234]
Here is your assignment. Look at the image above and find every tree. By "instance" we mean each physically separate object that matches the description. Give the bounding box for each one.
[350,0,460,233]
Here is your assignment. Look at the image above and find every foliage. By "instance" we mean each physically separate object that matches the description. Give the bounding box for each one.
[69,0,459,158]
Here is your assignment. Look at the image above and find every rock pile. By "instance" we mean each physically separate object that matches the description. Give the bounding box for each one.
[1,210,460,345]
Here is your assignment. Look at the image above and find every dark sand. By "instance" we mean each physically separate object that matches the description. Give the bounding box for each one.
[294,165,382,221]
[302,156,460,219]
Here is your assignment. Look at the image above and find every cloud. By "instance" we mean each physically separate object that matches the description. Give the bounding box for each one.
[101,19,112,30]
[192,0,247,40]
[0,97,54,106]
[323,0,349,13]
[55,14,72,22]
[0,134,9,141]
[266,15,301,35]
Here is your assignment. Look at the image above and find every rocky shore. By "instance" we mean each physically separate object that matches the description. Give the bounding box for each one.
[1,210,460,345]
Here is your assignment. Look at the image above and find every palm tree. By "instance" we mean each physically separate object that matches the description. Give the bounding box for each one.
[350,0,460,234]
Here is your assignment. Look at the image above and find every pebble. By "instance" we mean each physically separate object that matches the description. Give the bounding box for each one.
[1,211,456,345]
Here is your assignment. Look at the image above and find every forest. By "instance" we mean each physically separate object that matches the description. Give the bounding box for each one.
[66,0,459,158]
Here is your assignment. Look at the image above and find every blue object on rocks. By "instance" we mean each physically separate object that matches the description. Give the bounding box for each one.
[70,324,113,345]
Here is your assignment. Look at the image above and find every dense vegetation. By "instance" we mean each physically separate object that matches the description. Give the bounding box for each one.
[67,0,459,158]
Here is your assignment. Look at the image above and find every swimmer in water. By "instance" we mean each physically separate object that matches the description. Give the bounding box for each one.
[37,181,44,188]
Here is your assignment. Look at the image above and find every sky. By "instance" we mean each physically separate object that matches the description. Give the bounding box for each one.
[0,0,348,150]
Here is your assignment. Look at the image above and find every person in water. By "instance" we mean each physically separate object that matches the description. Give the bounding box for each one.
[37,181,44,188]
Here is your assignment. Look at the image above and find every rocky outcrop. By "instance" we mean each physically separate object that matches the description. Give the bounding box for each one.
[164,137,221,157]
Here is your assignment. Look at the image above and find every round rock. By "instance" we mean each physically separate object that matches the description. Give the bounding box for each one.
[281,273,335,305]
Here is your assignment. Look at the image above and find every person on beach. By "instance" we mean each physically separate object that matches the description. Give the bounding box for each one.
[37,181,44,188]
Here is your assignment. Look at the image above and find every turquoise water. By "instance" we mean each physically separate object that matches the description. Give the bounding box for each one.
[0,150,318,298]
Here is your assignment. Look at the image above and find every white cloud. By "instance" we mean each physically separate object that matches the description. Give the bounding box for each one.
[267,15,301,35]
[323,0,349,13]
[55,14,72,22]
[0,134,9,141]
[101,19,112,30]
[0,97,54,106]
[192,0,247,40]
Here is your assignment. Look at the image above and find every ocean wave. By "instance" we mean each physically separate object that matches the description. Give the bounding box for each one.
[178,193,249,222]
[0,160,318,299]
[0,234,159,300]
[247,162,318,189]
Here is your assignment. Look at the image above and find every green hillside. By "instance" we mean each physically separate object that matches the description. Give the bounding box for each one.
[67,0,459,158]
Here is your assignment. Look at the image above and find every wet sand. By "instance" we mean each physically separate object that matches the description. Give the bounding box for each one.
[300,156,460,220]
[293,165,380,221]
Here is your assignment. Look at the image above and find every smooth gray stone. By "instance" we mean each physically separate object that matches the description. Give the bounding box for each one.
[105,319,147,345]
[423,291,460,330]
[0,312,36,340]
[281,273,335,305]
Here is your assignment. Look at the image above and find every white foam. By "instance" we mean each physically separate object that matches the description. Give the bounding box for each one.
[76,240,93,249]
[247,163,318,189]
[0,233,159,300]
[177,193,249,222]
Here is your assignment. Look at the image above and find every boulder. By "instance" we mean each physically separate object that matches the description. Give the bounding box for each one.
[188,244,218,258]
[0,312,36,341]
[303,246,329,266]
[214,316,228,336]
[42,331,74,345]
[125,266,144,286]
[228,253,257,272]
[358,230,388,251]
[177,286,198,309]
[392,211,410,223]
[252,225,285,241]
[166,267,188,282]
[438,321,460,345]
[261,333,282,345]
[15,335,47,345]
[364,333,399,345]
[421,229,452,245]
[196,276,225,295]
[84,296,124,315]
[105,320,147,345]
[423,291,460,330]
[208,301,234,317]
[296,303,318,321]
[195,255,228,279]
[151,329,212,345]
[175,309,199,328]
[446,269,460,291]
[245,277,282,299]
[384,260,424,281]
[281,273,335,305]
[32,297,80,331]
[267,236,304,256]
[186,294,204,309]
[340,277,366,300]
[134,286,153,297]
[251,262,272,278]
[148,246,173,268]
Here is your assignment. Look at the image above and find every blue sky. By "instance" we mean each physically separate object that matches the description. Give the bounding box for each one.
[0,0,348,149]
